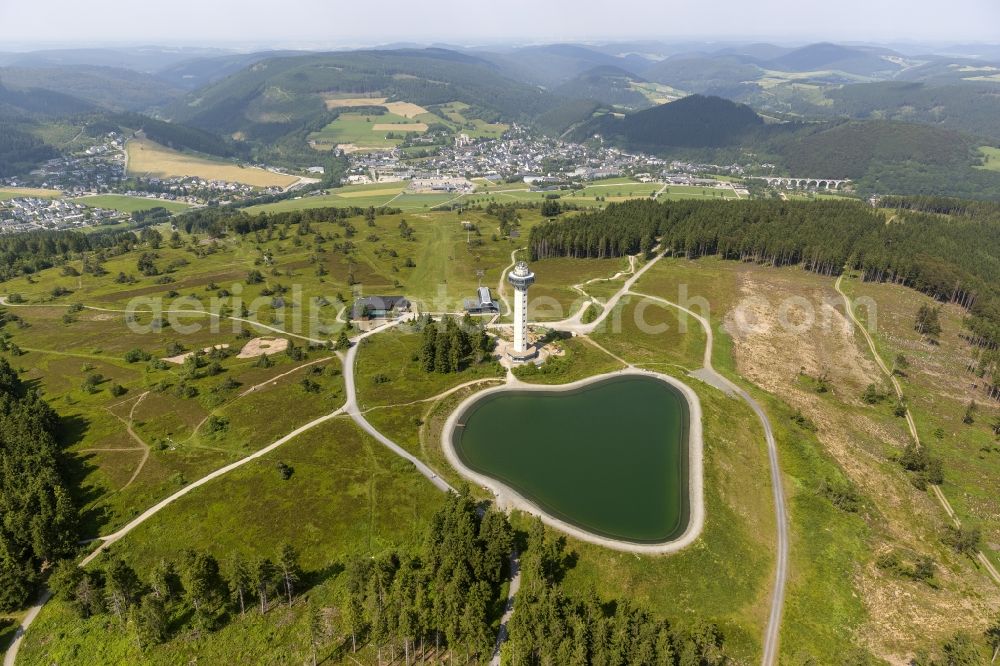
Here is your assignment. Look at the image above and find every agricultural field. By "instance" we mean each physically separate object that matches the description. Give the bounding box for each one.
[70,194,194,214]
[629,81,687,106]
[0,187,62,201]
[436,101,508,139]
[126,138,299,188]
[313,98,506,150]
[322,95,428,119]
[309,112,429,152]
[978,145,1000,171]
[248,178,741,216]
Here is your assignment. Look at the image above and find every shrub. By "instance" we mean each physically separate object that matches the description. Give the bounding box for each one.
[204,415,229,434]
[790,409,817,431]
[818,478,862,512]
[81,373,104,393]
[124,348,152,363]
[942,525,982,555]
[861,383,886,404]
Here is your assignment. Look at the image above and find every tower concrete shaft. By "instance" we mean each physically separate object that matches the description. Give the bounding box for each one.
[508,261,535,354]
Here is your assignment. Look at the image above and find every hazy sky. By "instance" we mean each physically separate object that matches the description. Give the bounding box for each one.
[1,0,998,48]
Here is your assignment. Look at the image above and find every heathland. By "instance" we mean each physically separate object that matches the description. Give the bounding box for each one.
[1,197,999,665]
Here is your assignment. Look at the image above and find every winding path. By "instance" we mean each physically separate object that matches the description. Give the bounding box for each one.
[834,275,1000,585]
[2,400,347,666]
[341,315,454,494]
[544,248,664,333]
[0,297,328,346]
[483,247,789,662]
[110,391,151,491]
[626,290,789,666]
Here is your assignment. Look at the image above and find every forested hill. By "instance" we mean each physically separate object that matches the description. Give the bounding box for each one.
[579,94,1000,200]
[530,199,1000,366]
[552,66,652,109]
[576,94,764,148]
[0,121,58,178]
[166,49,560,140]
[771,120,976,179]
[105,112,241,159]
[0,82,96,117]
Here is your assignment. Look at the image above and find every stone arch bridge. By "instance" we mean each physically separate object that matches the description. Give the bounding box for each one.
[753,176,851,190]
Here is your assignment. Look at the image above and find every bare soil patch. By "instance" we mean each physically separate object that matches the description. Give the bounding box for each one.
[383,101,429,118]
[237,337,288,358]
[321,98,428,118]
[163,344,229,364]
[724,273,877,396]
[323,96,388,110]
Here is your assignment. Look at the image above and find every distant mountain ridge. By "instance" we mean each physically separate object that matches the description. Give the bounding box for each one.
[0,65,183,112]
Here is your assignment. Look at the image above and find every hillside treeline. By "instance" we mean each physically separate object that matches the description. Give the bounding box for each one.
[877,195,1000,218]
[337,489,513,662]
[179,205,403,237]
[108,112,241,159]
[529,199,1000,392]
[0,227,141,280]
[0,121,57,178]
[529,199,879,274]
[0,357,79,611]
[506,519,732,665]
[0,205,402,280]
[824,81,1000,143]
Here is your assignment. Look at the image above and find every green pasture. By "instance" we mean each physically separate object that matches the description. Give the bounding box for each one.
[309,112,426,151]
[71,195,193,214]
[977,145,1000,171]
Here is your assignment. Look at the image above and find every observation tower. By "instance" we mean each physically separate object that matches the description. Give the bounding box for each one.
[507,261,536,361]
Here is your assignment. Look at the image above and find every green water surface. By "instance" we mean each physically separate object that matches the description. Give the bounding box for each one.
[453,375,689,543]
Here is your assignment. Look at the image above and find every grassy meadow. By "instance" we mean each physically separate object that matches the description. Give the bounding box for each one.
[71,194,193,214]
[978,145,1000,171]
[309,112,426,152]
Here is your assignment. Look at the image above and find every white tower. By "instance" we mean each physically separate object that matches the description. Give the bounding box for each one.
[508,261,535,355]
